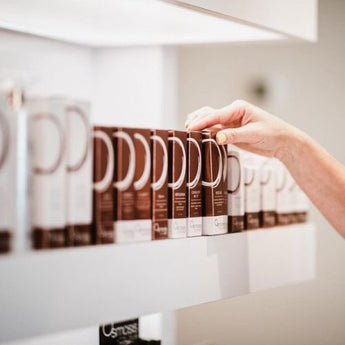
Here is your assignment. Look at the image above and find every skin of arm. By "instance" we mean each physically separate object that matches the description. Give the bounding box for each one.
[186,100,345,238]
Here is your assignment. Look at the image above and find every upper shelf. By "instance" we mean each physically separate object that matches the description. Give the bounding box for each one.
[0,0,317,47]
[0,223,316,342]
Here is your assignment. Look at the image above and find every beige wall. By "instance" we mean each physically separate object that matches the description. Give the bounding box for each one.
[176,1,345,344]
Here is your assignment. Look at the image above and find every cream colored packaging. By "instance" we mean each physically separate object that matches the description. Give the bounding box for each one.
[275,161,291,225]
[227,145,245,232]
[0,90,18,253]
[260,163,276,227]
[66,101,93,246]
[29,98,67,249]
[244,165,260,230]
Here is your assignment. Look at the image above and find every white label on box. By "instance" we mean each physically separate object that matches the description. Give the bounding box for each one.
[66,102,92,225]
[168,218,187,239]
[202,215,228,235]
[227,145,244,217]
[244,166,260,213]
[187,216,202,237]
[29,99,66,229]
[115,219,152,243]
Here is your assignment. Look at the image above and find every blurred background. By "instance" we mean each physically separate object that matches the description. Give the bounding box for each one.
[176,0,345,344]
[1,0,345,344]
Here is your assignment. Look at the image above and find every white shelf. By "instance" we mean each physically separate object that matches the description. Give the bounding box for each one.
[0,223,316,342]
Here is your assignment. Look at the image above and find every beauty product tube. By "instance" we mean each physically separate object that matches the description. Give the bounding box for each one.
[244,165,260,230]
[113,127,137,243]
[227,145,245,233]
[93,126,115,244]
[202,131,227,235]
[168,130,187,238]
[151,129,169,240]
[66,101,93,246]
[132,128,152,241]
[28,98,67,249]
[260,164,276,228]
[186,131,202,237]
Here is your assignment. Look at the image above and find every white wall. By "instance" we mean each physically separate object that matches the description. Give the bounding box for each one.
[176,1,345,344]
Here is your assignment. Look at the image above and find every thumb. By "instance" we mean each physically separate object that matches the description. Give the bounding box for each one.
[216,124,259,145]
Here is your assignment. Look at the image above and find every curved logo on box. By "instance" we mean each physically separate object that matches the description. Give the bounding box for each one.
[32,113,64,175]
[276,167,287,192]
[151,134,168,191]
[93,130,114,193]
[228,155,241,194]
[113,131,136,191]
[168,136,186,190]
[0,110,10,170]
[202,138,222,188]
[260,167,272,186]
[187,137,201,189]
[134,132,151,191]
[244,167,255,186]
[221,145,227,182]
[66,105,90,172]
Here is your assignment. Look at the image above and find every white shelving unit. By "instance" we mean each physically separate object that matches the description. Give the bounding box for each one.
[0,223,316,343]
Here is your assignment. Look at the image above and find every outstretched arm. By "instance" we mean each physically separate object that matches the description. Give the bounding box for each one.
[186,100,345,238]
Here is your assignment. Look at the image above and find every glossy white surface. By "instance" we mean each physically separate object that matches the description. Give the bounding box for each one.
[0,223,316,342]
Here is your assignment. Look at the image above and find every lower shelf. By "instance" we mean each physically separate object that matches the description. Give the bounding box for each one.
[0,223,316,342]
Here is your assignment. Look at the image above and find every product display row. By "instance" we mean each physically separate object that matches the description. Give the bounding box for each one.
[0,90,309,254]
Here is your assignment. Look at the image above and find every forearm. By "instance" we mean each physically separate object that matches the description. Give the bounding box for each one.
[279,129,345,237]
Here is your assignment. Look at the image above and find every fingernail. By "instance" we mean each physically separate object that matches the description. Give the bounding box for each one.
[216,132,227,145]
[184,120,190,128]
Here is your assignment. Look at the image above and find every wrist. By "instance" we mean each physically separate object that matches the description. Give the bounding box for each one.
[275,126,310,166]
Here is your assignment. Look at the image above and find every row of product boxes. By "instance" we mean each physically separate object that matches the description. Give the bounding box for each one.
[0,93,309,253]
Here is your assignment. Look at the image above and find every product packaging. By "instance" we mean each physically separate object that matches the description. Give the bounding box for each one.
[66,101,93,246]
[227,145,245,232]
[260,163,277,227]
[202,131,228,235]
[151,129,169,240]
[244,165,260,230]
[186,131,202,237]
[93,126,115,244]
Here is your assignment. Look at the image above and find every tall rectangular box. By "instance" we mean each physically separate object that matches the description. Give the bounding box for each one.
[202,131,228,235]
[132,128,152,241]
[260,163,276,228]
[93,126,115,244]
[0,88,20,253]
[186,131,203,237]
[168,130,187,238]
[151,129,169,240]
[275,161,292,225]
[28,97,67,249]
[66,101,93,246]
[227,145,245,233]
[244,165,260,230]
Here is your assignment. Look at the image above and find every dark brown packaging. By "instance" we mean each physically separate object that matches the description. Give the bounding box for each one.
[259,165,276,228]
[168,130,187,238]
[132,128,152,241]
[93,126,115,244]
[151,129,169,240]
[113,127,137,243]
[202,131,228,235]
[100,319,139,345]
[244,166,260,230]
[186,131,203,237]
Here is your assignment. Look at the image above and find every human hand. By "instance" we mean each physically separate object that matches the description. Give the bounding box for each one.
[185,100,303,160]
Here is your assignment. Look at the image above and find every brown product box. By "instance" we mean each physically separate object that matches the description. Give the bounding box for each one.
[132,128,152,241]
[244,166,261,230]
[151,129,169,240]
[66,101,93,246]
[168,130,187,238]
[113,127,137,243]
[259,165,276,228]
[202,131,228,235]
[93,126,115,244]
[28,98,67,249]
[186,131,203,237]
